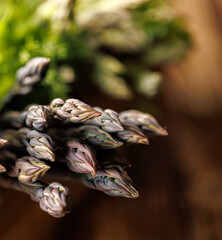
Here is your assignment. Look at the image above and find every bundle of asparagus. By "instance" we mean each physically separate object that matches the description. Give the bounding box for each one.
[0,57,167,218]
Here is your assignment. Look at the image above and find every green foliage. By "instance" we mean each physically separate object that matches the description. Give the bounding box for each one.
[0,0,191,106]
[0,0,91,104]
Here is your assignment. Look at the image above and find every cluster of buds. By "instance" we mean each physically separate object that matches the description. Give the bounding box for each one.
[3,57,51,106]
[0,57,167,218]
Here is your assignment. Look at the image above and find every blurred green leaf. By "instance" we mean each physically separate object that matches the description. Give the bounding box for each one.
[0,0,191,107]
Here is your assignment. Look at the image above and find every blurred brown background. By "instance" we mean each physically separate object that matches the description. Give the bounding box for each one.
[1,0,222,239]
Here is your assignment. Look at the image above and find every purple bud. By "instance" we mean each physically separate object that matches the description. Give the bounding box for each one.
[50,98,101,123]
[83,166,139,198]
[119,109,168,137]
[25,105,53,131]
[36,182,71,218]
[77,125,123,149]
[15,156,50,184]
[17,57,50,86]
[22,130,55,162]
[117,121,149,144]
[85,107,123,132]
[66,139,97,175]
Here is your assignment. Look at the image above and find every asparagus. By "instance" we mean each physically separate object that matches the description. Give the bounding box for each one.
[0,58,168,218]
[36,182,71,218]
[3,57,50,105]
[116,121,149,145]
[15,156,50,184]
[66,138,97,175]
[119,109,168,137]
[85,107,123,132]
[82,165,139,198]
[50,98,101,123]
[0,176,71,218]
[21,129,55,162]
[24,105,53,131]
[75,125,123,149]
[16,57,50,87]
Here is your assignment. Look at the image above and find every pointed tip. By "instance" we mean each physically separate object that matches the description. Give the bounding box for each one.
[132,191,140,198]
[114,123,124,132]
[0,165,6,173]
[41,164,51,177]
[118,126,124,132]
[157,127,168,136]
[84,163,96,176]
[137,137,149,145]
[116,141,124,147]
[90,169,96,176]
[44,165,51,171]
[39,57,51,69]
[142,125,168,137]
[44,58,51,64]
[48,154,55,162]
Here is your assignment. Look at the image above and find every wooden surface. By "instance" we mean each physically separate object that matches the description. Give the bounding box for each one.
[1,0,222,239]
